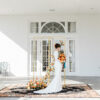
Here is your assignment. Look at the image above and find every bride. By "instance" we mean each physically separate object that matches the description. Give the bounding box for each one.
[34,43,62,94]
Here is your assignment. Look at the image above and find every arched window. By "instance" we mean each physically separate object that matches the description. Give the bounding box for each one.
[41,22,65,33]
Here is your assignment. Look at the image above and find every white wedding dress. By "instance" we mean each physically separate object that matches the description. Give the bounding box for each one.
[34,51,62,94]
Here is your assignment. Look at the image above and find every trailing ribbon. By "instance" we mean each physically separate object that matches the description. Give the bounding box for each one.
[64,62,66,69]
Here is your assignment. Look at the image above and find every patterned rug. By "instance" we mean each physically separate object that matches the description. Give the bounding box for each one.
[0,84,100,98]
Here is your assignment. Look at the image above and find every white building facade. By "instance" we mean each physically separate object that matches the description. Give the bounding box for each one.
[0,14,100,77]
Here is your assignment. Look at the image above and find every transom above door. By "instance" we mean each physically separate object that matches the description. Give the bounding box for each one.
[30,21,76,34]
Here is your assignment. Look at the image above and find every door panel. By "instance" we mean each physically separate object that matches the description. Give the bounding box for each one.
[68,40,75,72]
[30,39,52,77]
[31,40,37,72]
[42,40,52,73]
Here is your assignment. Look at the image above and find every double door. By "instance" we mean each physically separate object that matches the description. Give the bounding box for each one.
[30,37,75,77]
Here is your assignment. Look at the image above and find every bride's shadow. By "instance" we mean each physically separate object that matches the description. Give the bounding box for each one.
[33,86,85,95]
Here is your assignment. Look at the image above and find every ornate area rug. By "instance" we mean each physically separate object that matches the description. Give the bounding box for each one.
[0,84,100,98]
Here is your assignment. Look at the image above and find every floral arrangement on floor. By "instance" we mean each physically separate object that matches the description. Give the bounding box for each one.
[27,65,54,90]
[27,78,47,90]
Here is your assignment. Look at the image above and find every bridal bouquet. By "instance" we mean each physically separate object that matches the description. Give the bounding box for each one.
[58,51,66,70]
[58,52,66,63]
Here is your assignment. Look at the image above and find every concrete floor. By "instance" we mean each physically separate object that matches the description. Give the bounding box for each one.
[0,76,100,100]
[0,98,100,100]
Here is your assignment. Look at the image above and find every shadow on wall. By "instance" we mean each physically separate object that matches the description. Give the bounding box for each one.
[0,23,28,77]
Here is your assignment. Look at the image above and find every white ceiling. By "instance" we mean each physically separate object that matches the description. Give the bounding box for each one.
[0,0,100,15]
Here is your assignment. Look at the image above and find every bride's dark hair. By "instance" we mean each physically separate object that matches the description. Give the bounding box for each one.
[55,43,61,49]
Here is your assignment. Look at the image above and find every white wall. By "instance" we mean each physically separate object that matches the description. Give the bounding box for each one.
[0,16,28,76]
[0,14,100,76]
[78,14,100,76]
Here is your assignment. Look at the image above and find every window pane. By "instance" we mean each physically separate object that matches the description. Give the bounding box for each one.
[69,40,75,72]
[31,40,37,72]
[30,22,39,33]
[41,22,65,33]
[42,40,51,72]
[68,22,76,33]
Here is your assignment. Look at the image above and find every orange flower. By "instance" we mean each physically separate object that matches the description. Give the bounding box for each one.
[51,63,54,66]
[32,86,35,88]
[36,77,38,80]
[58,53,66,62]
[36,82,40,85]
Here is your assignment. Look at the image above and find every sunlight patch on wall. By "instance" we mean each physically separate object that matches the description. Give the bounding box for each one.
[0,32,27,76]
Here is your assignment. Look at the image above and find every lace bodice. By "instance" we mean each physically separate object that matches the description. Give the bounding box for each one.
[54,51,59,60]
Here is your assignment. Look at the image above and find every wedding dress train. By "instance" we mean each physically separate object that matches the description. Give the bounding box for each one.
[34,51,62,94]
